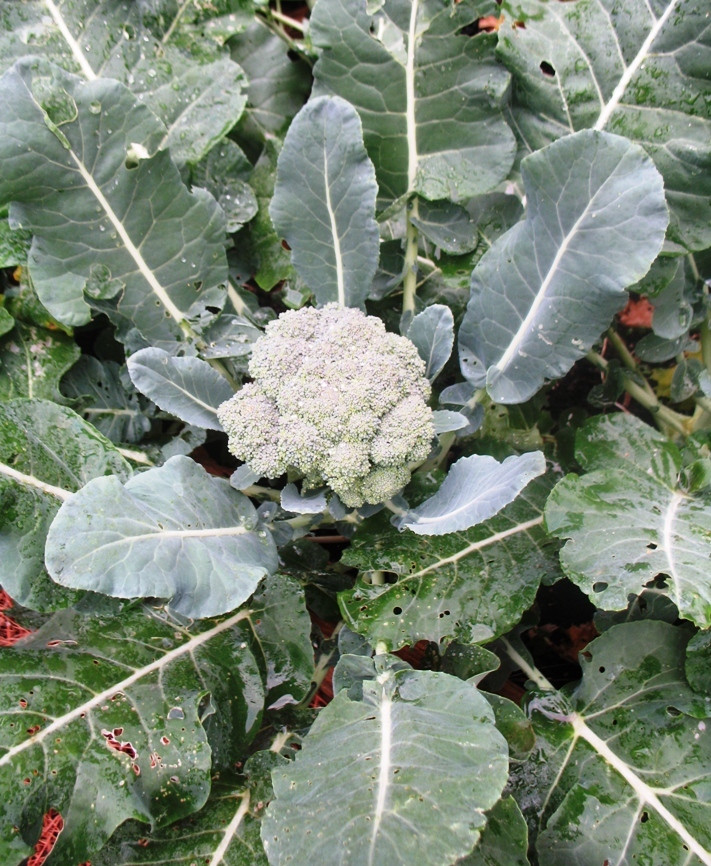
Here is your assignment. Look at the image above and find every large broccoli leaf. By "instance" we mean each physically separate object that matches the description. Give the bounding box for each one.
[0,58,227,345]
[270,96,379,309]
[545,413,711,629]
[45,456,278,618]
[311,0,515,209]
[340,475,560,650]
[0,0,249,166]
[508,621,711,865]
[261,654,509,866]
[496,0,711,252]
[0,602,264,865]
[458,130,668,404]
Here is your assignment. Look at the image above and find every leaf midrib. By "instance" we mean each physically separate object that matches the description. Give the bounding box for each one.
[0,608,252,768]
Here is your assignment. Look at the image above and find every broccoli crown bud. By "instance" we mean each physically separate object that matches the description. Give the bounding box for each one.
[217,304,435,507]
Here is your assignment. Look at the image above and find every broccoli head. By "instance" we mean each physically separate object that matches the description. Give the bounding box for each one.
[217,304,434,507]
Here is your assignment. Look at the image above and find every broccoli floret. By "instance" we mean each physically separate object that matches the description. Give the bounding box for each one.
[217,304,434,507]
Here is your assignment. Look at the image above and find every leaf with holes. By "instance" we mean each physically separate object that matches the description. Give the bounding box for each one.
[311,0,515,208]
[497,0,711,252]
[269,96,379,309]
[0,57,227,345]
[0,601,264,865]
[545,412,711,628]
[509,621,711,866]
[0,399,130,611]
[92,778,269,866]
[262,653,509,866]
[340,476,560,650]
[458,129,668,404]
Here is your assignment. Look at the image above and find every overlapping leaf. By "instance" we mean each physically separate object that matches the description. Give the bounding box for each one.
[0,399,130,610]
[45,455,278,618]
[510,621,711,865]
[406,304,454,382]
[545,413,711,628]
[61,356,154,443]
[496,0,711,251]
[398,450,546,535]
[238,573,315,710]
[0,0,249,166]
[93,780,268,865]
[456,797,530,866]
[0,602,264,865]
[340,476,560,650]
[458,130,668,404]
[0,58,227,344]
[270,96,379,308]
[262,654,509,866]
[230,19,312,141]
[311,0,515,208]
[127,348,234,431]
[0,321,79,403]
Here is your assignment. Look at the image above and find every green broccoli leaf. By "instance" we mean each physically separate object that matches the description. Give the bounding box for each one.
[0,602,264,865]
[270,96,380,309]
[0,399,131,610]
[510,621,711,865]
[340,475,560,650]
[127,347,234,431]
[545,413,711,629]
[0,321,80,404]
[262,654,509,866]
[0,58,227,345]
[458,130,668,404]
[399,450,546,535]
[496,0,711,252]
[311,0,515,209]
[61,356,154,444]
[45,455,278,618]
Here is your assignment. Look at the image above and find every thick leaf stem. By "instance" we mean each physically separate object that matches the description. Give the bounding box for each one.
[270,9,306,32]
[116,447,155,467]
[501,638,555,691]
[701,313,711,378]
[257,11,313,63]
[608,328,711,433]
[586,350,689,436]
[242,484,281,503]
[402,199,420,315]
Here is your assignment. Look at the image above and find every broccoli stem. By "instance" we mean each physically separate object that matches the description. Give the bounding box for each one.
[586,349,689,436]
[402,198,420,315]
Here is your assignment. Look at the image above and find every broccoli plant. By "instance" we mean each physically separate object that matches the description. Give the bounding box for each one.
[0,1,710,865]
